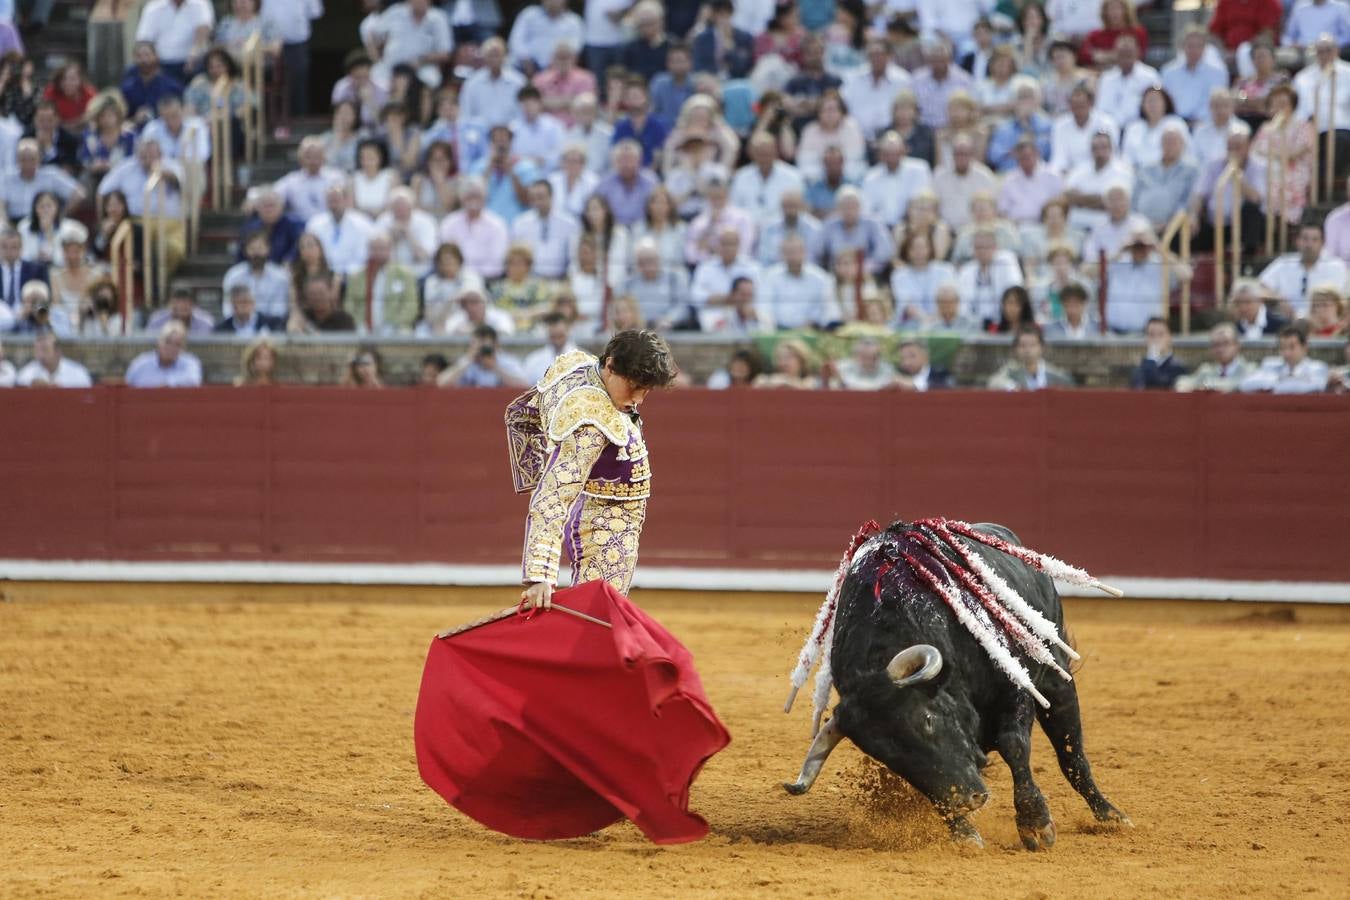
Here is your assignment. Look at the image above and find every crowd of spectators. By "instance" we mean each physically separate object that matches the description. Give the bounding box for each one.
[1,0,1349,392]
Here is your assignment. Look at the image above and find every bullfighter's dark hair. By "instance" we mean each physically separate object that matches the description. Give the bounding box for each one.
[601,330,678,389]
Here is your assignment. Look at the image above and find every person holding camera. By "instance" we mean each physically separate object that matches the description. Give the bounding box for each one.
[436,323,529,389]
[78,277,124,337]
[10,281,74,336]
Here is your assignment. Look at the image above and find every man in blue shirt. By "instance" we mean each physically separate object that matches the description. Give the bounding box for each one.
[119,42,183,123]
[125,321,204,388]
[1285,0,1350,50]
[471,124,536,224]
[237,189,306,264]
[610,78,668,169]
[650,42,695,130]
[987,79,1053,171]
[1160,28,1231,123]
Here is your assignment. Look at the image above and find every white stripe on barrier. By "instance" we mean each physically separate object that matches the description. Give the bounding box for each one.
[0,559,1347,604]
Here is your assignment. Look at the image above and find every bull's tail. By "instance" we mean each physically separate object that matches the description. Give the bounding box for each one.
[785,520,881,732]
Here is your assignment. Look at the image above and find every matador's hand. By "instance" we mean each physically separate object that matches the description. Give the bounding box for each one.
[521,581,554,610]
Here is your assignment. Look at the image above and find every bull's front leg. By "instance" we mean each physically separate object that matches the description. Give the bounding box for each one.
[1035,681,1131,826]
[995,699,1056,851]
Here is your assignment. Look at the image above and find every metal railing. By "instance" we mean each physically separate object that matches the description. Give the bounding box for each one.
[1264,114,1290,257]
[241,32,266,166]
[182,119,204,255]
[1310,61,1337,206]
[1212,163,1244,311]
[143,172,170,311]
[208,76,233,210]
[109,219,134,335]
[1160,210,1193,335]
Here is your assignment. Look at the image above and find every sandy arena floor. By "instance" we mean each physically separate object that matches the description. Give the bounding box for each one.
[2,582,1349,898]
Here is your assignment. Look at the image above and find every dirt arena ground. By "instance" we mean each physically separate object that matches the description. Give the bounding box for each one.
[3,582,1349,899]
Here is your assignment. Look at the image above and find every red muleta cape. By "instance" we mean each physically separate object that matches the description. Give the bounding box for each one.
[414,580,731,844]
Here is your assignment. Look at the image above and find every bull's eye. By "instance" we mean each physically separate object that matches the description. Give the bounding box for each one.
[923,712,935,734]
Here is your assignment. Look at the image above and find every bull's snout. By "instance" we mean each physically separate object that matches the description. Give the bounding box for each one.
[939,783,991,816]
[964,789,991,811]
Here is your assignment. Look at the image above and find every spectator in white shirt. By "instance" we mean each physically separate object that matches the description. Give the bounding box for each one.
[510,85,567,172]
[1257,222,1350,318]
[125,321,204,387]
[15,332,93,387]
[931,135,997,230]
[998,137,1063,224]
[701,275,774,335]
[306,183,375,276]
[442,285,517,336]
[841,37,913,140]
[439,176,510,278]
[274,137,346,223]
[549,142,600,217]
[582,0,635,78]
[1104,227,1187,333]
[376,187,439,275]
[135,0,215,80]
[1082,184,1152,263]
[262,0,323,116]
[367,0,453,88]
[1120,86,1191,170]
[761,233,837,330]
[511,178,580,279]
[1045,0,1101,39]
[140,94,211,164]
[509,0,585,74]
[1094,35,1159,127]
[1240,326,1331,393]
[98,136,184,219]
[917,0,992,53]
[1050,84,1120,174]
[3,140,84,221]
[860,130,932,228]
[1189,89,1239,168]
[690,225,761,329]
[755,188,822,268]
[460,37,527,127]
[1293,36,1350,190]
[958,228,1024,323]
[1063,131,1134,231]
[562,92,614,173]
[223,231,292,318]
[522,311,580,384]
[730,132,806,221]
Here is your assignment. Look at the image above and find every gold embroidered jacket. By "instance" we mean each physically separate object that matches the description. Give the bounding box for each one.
[505,350,651,585]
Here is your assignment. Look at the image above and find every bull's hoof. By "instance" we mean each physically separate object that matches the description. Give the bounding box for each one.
[1094,804,1133,827]
[782,780,809,796]
[946,816,984,849]
[1019,819,1057,851]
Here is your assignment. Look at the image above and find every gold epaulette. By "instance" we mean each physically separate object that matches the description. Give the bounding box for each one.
[547,386,630,446]
[538,350,598,390]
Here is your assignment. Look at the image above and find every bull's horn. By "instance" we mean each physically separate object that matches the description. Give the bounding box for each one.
[887,644,943,688]
[783,716,844,796]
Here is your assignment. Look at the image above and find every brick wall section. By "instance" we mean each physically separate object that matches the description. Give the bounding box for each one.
[0,336,1344,387]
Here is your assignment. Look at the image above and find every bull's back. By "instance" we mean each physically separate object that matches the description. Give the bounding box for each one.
[828,522,1064,698]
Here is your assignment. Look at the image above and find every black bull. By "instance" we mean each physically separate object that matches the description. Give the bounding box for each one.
[784,522,1130,849]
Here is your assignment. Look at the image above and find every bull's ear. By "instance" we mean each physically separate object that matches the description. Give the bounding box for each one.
[887,644,943,688]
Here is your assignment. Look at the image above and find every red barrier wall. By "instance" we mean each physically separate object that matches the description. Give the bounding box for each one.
[2,387,1347,582]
